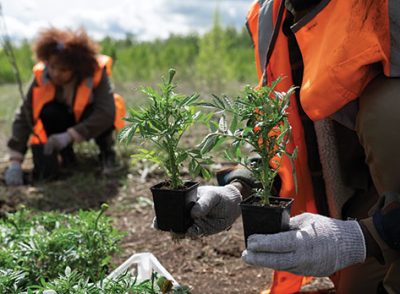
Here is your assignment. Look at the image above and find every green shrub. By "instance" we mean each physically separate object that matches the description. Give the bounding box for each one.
[0,205,123,291]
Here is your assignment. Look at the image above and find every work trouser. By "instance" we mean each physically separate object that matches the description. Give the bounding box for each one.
[39,101,115,167]
[329,74,400,294]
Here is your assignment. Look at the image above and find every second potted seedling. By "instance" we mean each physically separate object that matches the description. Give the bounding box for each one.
[200,80,297,246]
[121,69,212,233]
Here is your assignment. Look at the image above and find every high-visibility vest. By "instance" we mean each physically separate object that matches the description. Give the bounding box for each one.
[246,0,399,293]
[30,54,126,144]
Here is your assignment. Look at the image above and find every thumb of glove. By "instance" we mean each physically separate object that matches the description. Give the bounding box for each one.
[190,186,222,218]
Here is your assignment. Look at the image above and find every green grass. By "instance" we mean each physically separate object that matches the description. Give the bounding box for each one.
[0,83,22,136]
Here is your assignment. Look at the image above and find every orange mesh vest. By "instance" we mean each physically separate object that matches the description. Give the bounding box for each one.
[246,0,399,293]
[30,54,126,144]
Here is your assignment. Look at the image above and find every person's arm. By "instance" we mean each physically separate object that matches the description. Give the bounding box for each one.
[7,78,36,156]
[5,79,36,186]
[69,68,115,141]
[359,193,400,264]
[355,74,400,264]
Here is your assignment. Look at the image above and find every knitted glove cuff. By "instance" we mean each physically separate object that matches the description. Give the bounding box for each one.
[335,220,366,271]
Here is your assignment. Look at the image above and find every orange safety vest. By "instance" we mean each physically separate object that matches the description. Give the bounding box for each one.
[246,0,399,293]
[30,54,126,144]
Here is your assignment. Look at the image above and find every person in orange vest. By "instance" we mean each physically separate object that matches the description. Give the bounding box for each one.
[166,1,400,293]
[5,27,126,186]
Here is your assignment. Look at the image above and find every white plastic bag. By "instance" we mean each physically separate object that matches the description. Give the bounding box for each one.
[106,252,179,287]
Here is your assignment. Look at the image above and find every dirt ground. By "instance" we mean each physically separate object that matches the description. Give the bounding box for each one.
[0,152,336,294]
[0,123,335,294]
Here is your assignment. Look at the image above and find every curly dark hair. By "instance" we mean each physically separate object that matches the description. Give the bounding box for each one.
[33,27,100,78]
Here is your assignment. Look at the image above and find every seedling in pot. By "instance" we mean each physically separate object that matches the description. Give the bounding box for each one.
[200,80,297,246]
[120,69,213,233]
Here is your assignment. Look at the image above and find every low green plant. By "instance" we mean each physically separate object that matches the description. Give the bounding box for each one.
[26,268,190,294]
[120,68,212,189]
[199,80,297,205]
[0,204,124,291]
[0,269,26,294]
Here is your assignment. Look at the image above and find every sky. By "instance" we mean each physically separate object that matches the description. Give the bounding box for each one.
[1,0,254,42]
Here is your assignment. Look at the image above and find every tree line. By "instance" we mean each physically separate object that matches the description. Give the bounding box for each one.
[0,17,257,92]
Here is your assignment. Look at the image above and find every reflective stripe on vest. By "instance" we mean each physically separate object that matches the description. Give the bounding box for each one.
[30,54,125,144]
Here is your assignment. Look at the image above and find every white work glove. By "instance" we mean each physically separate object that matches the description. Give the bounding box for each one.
[5,161,24,186]
[43,132,72,155]
[242,213,366,277]
[186,185,242,237]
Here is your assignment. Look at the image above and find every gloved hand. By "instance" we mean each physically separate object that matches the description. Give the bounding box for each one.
[5,161,24,186]
[43,132,72,155]
[242,213,366,277]
[186,185,242,237]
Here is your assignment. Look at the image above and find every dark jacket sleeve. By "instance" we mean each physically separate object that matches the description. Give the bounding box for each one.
[360,193,400,265]
[355,75,400,264]
[72,68,115,139]
[7,78,36,155]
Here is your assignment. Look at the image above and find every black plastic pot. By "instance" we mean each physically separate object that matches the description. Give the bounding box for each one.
[150,181,198,233]
[240,195,294,247]
[31,144,59,180]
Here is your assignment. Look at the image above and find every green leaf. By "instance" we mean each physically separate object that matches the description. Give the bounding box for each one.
[234,144,242,158]
[211,94,226,109]
[188,159,196,174]
[198,133,218,155]
[218,116,227,132]
[65,266,71,277]
[200,167,212,180]
[209,120,218,132]
[178,93,200,107]
[197,101,219,108]
[230,114,238,133]
[176,152,188,165]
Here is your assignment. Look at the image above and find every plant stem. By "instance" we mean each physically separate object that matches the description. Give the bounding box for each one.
[166,139,181,189]
[95,203,109,230]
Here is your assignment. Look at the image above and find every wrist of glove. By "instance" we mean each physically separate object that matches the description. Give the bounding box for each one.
[242,213,366,277]
[44,132,72,155]
[5,161,24,186]
[184,185,242,237]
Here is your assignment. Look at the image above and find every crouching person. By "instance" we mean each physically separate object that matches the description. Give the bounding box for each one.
[5,27,126,186]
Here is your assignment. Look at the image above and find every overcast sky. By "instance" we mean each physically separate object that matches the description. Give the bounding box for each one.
[1,0,253,42]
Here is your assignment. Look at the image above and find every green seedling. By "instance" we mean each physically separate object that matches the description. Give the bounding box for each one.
[199,80,297,205]
[120,69,213,189]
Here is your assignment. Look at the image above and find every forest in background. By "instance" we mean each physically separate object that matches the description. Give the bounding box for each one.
[0,14,257,93]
